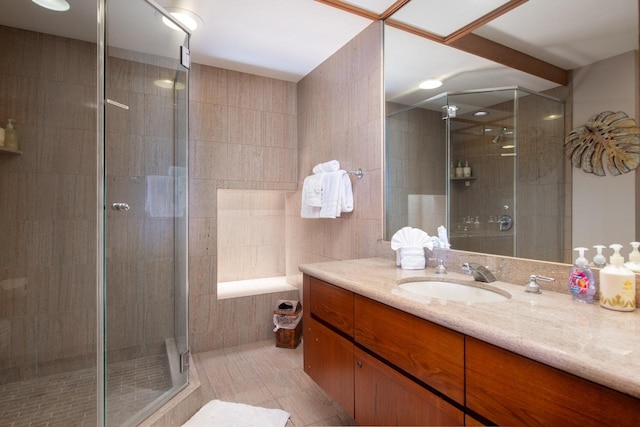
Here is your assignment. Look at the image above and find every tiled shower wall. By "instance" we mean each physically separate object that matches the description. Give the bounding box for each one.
[385,104,446,239]
[0,26,97,382]
[287,21,384,285]
[188,64,299,352]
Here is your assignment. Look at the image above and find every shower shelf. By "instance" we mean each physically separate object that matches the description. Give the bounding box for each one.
[451,176,476,186]
[0,146,22,155]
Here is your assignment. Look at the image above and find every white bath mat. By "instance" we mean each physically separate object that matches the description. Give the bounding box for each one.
[182,399,290,427]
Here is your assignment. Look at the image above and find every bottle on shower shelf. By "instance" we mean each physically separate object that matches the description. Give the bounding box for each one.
[4,119,18,150]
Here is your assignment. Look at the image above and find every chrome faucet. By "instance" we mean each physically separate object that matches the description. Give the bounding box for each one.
[524,274,555,294]
[461,262,496,283]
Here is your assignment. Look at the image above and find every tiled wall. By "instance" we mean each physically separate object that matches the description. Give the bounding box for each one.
[0,26,97,382]
[217,190,286,282]
[287,21,384,286]
[385,104,446,239]
[188,64,299,352]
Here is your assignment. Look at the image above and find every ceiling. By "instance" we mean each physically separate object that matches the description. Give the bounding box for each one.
[0,0,637,107]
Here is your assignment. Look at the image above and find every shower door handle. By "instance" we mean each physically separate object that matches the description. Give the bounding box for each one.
[111,202,130,212]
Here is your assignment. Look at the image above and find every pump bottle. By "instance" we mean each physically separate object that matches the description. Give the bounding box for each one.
[593,245,606,268]
[623,242,640,273]
[568,247,596,303]
[599,244,636,312]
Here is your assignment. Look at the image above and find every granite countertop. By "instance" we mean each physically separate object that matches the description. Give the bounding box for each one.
[299,257,640,399]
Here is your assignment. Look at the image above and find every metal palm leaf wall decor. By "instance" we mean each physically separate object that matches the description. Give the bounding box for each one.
[564,111,640,176]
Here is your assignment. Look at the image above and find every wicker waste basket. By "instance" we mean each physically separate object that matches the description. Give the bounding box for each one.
[273,299,302,349]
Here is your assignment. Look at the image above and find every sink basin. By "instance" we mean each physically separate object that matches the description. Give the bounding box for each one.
[396,280,510,303]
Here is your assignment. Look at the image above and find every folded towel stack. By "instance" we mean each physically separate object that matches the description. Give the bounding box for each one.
[391,227,434,270]
[301,160,354,219]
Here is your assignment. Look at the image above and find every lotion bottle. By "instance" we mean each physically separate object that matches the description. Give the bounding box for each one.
[623,242,640,273]
[463,160,471,177]
[568,247,596,303]
[599,244,636,312]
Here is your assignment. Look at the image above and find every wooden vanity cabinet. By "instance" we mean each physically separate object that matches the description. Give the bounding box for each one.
[466,337,640,427]
[304,274,640,426]
[304,317,354,417]
[354,295,465,404]
[303,275,355,417]
[304,275,464,426]
[354,347,463,426]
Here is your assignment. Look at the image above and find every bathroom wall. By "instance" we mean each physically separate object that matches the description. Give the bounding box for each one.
[0,25,97,382]
[287,21,384,285]
[188,64,299,352]
[572,51,638,252]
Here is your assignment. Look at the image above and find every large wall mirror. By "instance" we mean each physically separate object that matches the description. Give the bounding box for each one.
[381,0,639,263]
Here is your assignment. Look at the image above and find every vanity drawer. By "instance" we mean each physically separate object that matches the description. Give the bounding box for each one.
[466,337,640,426]
[354,295,465,404]
[308,276,354,337]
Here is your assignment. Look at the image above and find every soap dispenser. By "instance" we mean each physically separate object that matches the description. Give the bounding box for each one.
[4,119,18,150]
[623,242,640,273]
[592,245,607,268]
[568,247,596,303]
[599,244,636,311]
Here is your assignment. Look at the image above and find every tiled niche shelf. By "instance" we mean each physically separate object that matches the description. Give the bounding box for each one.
[0,146,22,155]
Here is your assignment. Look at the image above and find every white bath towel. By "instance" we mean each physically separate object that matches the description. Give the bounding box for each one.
[301,174,322,218]
[182,399,290,427]
[145,175,186,218]
[319,170,353,218]
[302,174,323,207]
[312,160,339,174]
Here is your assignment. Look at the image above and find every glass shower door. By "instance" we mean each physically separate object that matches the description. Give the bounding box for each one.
[104,0,189,424]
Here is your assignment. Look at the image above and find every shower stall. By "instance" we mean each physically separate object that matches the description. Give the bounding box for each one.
[386,87,565,262]
[0,0,189,425]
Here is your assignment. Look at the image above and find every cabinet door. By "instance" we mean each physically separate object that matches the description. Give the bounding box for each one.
[354,295,465,403]
[304,317,354,418]
[354,347,463,426]
[466,337,640,427]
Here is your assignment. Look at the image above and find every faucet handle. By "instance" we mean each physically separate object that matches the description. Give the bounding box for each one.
[525,274,555,294]
[429,258,447,274]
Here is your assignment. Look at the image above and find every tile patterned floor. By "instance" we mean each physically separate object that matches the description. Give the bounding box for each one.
[193,339,356,427]
[0,354,171,427]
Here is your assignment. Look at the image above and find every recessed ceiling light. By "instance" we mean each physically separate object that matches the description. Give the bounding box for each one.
[502,144,515,149]
[32,0,70,11]
[162,8,203,32]
[419,79,443,89]
[473,111,488,116]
